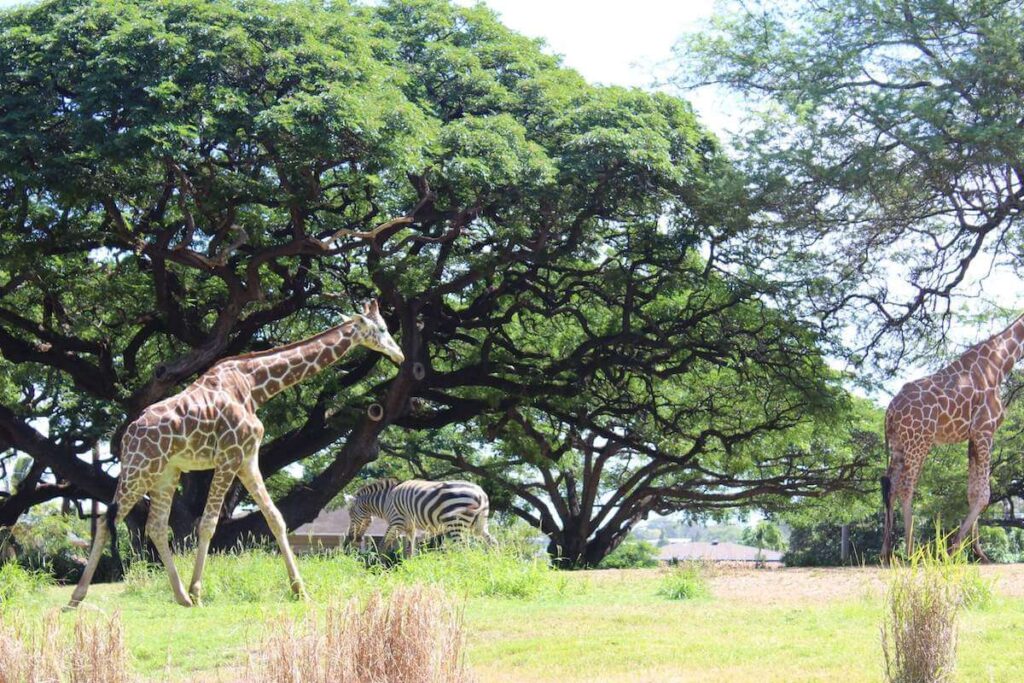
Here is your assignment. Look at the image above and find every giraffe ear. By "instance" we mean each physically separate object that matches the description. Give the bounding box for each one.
[367,299,380,316]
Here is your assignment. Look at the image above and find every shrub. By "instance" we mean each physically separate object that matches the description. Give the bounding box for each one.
[977,526,1013,563]
[122,542,564,604]
[390,542,562,599]
[599,540,659,569]
[657,563,709,601]
[881,535,989,683]
[0,562,51,609]
[740,521,787,552]
[248,585,471,683]
[0,610,127,683]
[785,517,884,566]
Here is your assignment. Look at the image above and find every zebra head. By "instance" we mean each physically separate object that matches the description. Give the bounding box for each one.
[346,478,400,544]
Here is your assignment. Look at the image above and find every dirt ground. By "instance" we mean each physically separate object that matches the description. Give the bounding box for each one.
[584,563,1024,604]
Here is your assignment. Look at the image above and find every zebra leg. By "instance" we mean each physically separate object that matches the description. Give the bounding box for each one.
[383,523,403,556]
[472,511,496,545]
[408,523,418,557]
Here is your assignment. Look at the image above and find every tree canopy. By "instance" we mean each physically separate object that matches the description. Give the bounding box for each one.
[0,0,867,564]
[676,0,1024,369]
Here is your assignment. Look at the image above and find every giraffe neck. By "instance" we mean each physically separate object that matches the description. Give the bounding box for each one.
[240,321,356,405]
[975,313,1024,385]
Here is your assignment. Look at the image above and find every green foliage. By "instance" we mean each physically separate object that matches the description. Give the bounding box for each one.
[677,0,1024,363]
[598,540,659,569]
[124,541,563,603]
[0,561,52,609]
[391,542,563,599]
[740,521,786,552]
[657,563,709,601]
[976,526,1014,564]
[785,517,884,567]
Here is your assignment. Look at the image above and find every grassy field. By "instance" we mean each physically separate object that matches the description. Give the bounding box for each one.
[2,550,1023,682]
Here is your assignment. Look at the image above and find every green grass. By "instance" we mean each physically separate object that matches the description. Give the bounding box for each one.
[0,561,52,606]
[3,549,1023,682]
[656,562,709,600]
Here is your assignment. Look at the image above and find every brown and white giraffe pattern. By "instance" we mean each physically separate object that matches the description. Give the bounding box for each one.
[68,300,404,608]
[882,313,1024,561]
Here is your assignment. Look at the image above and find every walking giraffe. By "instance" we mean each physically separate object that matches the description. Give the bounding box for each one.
[882,313,1024,563]
[68,300,404,608]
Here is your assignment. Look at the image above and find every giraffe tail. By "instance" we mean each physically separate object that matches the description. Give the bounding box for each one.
[880,475,892,515]
[106,501,123,578]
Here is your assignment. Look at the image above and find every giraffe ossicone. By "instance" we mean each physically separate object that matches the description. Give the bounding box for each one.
[67,299,404,608]
[882,312,1024,564]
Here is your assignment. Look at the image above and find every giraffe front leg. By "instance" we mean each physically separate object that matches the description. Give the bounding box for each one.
[147,470,193,607]
[954,436,992,560]
[188,466,236,605]
[238,458,306,600]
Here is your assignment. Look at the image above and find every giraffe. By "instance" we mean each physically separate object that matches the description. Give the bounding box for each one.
[881,313,1024,563]
[68,300,404,608]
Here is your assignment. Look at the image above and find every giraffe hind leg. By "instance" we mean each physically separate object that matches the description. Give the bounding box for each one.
[67,486,145,609]
[188,465,237,605]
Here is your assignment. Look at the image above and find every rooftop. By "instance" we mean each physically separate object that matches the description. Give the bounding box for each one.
[658,541,784,564]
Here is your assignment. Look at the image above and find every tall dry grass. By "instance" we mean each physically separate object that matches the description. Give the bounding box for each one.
[248,584,472,683]
[0,610,127,683]
[881,534,991,683]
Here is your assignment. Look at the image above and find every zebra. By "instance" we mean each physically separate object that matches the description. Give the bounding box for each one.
[346,478,495,555]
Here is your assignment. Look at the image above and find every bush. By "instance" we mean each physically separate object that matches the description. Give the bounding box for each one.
[391,541,562,599]
[741,521,787,552]
[248,585,471,683]
[977,526,1013,563]
[0,562,51,609]
[785,517,884,566]
[123,541,565,604]
[881,535,990,683]
[599,540,659,569]
[657,563,709,601]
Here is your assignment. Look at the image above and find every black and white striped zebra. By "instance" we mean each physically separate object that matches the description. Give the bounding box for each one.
[347,478,494,555]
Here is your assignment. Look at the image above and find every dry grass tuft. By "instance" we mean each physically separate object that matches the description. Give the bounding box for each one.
[0,610,127,683]
[881,536,987,683]
[249,584,472,683]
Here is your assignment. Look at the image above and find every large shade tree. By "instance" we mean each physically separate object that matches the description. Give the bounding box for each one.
[382,261,874,567]
[0,0,858,549]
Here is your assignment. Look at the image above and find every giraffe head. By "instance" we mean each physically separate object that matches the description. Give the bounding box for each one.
[349,300,405,365]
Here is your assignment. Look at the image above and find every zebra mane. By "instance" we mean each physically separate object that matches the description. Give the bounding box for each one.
[353,478,399,497]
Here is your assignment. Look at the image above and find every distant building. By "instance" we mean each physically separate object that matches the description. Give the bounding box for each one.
[287,507,388,554]
[658,540,784,567]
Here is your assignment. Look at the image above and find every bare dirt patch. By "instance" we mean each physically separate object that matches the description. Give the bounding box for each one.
[707,563,1024,604]
[585,563,1024,604]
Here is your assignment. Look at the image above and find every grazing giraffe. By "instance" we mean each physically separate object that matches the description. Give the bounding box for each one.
[68,300,404,608]
[881,313,1024,563]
